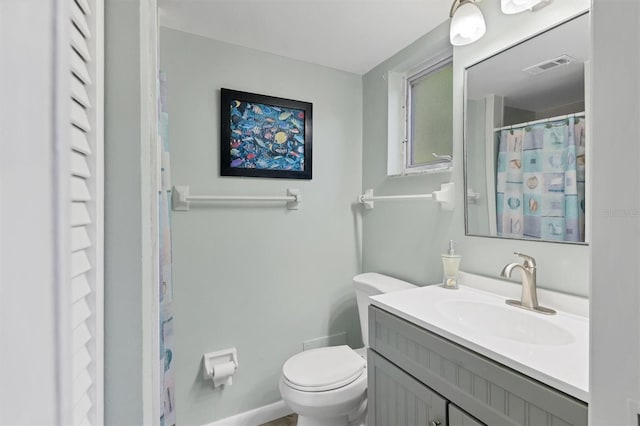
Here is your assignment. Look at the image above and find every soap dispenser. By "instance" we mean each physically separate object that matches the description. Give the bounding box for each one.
[442,240,461,289]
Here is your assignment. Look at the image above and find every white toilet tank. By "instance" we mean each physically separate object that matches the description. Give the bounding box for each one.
[353,273,417,348]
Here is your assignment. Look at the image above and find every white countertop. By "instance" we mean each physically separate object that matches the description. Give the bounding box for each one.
[370,280,589,402]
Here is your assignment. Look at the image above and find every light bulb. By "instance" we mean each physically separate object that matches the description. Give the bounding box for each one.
[450,2,486,46]
[501,0,544,14]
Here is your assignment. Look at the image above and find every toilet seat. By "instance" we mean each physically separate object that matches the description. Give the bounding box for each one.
[282,345,366,392]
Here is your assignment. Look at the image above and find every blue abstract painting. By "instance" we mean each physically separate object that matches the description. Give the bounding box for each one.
[230,100,305,171]
[221,89,312,179]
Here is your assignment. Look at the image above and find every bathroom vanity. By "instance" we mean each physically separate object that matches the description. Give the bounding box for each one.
[367,274,589,426]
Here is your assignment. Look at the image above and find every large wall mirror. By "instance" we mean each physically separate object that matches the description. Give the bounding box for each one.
[464,12,589,244]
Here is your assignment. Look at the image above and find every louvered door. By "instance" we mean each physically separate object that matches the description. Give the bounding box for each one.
[69,0,103,424]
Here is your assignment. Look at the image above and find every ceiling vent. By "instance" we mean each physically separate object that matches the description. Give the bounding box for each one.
[522,55,576,75]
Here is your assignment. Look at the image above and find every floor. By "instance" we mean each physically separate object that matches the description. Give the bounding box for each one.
[260,414,297,426]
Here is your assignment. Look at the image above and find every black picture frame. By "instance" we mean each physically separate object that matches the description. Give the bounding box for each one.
[220,88,313,179]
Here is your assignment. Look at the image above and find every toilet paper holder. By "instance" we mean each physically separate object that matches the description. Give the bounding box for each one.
[203,347,238,386]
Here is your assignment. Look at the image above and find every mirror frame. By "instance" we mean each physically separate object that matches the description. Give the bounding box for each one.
[462,12,590,246]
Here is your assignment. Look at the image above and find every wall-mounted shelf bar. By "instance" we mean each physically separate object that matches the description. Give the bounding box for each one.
[172,186,301,211]
[358,182,455,211]
[362,193,434,201]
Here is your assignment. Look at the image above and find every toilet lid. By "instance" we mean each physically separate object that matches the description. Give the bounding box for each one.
[282,345,366,392]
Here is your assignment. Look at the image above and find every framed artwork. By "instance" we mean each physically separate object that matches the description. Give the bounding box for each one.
[220,88,313,179]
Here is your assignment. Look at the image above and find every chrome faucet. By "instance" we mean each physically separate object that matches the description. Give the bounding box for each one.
[501,252,556,315]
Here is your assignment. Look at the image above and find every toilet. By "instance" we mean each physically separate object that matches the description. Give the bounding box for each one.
[279,273,417,426]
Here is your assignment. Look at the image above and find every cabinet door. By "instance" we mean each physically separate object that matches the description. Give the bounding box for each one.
[448,404,486,426]
[368,350,446,426]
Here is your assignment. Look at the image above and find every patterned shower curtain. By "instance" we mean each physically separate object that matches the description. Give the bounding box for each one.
[496,116,586,242]
[159,71,176,426]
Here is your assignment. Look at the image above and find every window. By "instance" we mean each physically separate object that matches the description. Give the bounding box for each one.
[405,58,453,172]
[386,51,453,176]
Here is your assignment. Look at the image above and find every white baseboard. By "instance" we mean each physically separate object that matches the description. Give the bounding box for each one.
[203,400,293,426]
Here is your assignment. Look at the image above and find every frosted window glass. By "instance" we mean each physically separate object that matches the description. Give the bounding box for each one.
[409,64,453,166]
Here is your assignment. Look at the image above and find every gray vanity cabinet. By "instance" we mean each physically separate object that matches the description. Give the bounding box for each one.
[368,306,588,426]
[368,350,447,426]
[448,405,485,426]
[368,350,485,426]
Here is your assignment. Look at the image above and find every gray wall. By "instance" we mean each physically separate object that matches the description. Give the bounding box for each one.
[104,1,150,424]
[590,0,640,423]
[362,1,591,296]
[362,23,455,285]
[0,1,60,424]
[160,28,363,425]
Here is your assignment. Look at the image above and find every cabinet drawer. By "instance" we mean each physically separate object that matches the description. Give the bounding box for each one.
[369,306,587,426]
[368,349,446,426]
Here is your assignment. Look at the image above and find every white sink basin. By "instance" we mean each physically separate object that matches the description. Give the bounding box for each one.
[437,299,574,346]
[369,273,589,402]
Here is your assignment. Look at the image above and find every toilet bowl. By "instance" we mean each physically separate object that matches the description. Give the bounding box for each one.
[279,273,416,426]
[279,346,367,426]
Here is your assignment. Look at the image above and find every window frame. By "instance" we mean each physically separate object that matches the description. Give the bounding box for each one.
[403,54,454,174]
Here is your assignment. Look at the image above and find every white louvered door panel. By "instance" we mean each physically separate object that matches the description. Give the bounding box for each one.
[69,0,103,425]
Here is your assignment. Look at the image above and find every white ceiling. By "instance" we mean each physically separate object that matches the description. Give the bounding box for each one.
[158,0,452,75]
[466,13,589,111]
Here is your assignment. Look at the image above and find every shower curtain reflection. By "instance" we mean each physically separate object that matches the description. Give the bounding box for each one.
[159,70,177,426]
[496,114,585,242]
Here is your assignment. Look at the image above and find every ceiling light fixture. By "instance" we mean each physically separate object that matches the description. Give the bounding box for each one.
[501,0,552,14]
[449,0,486,46]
